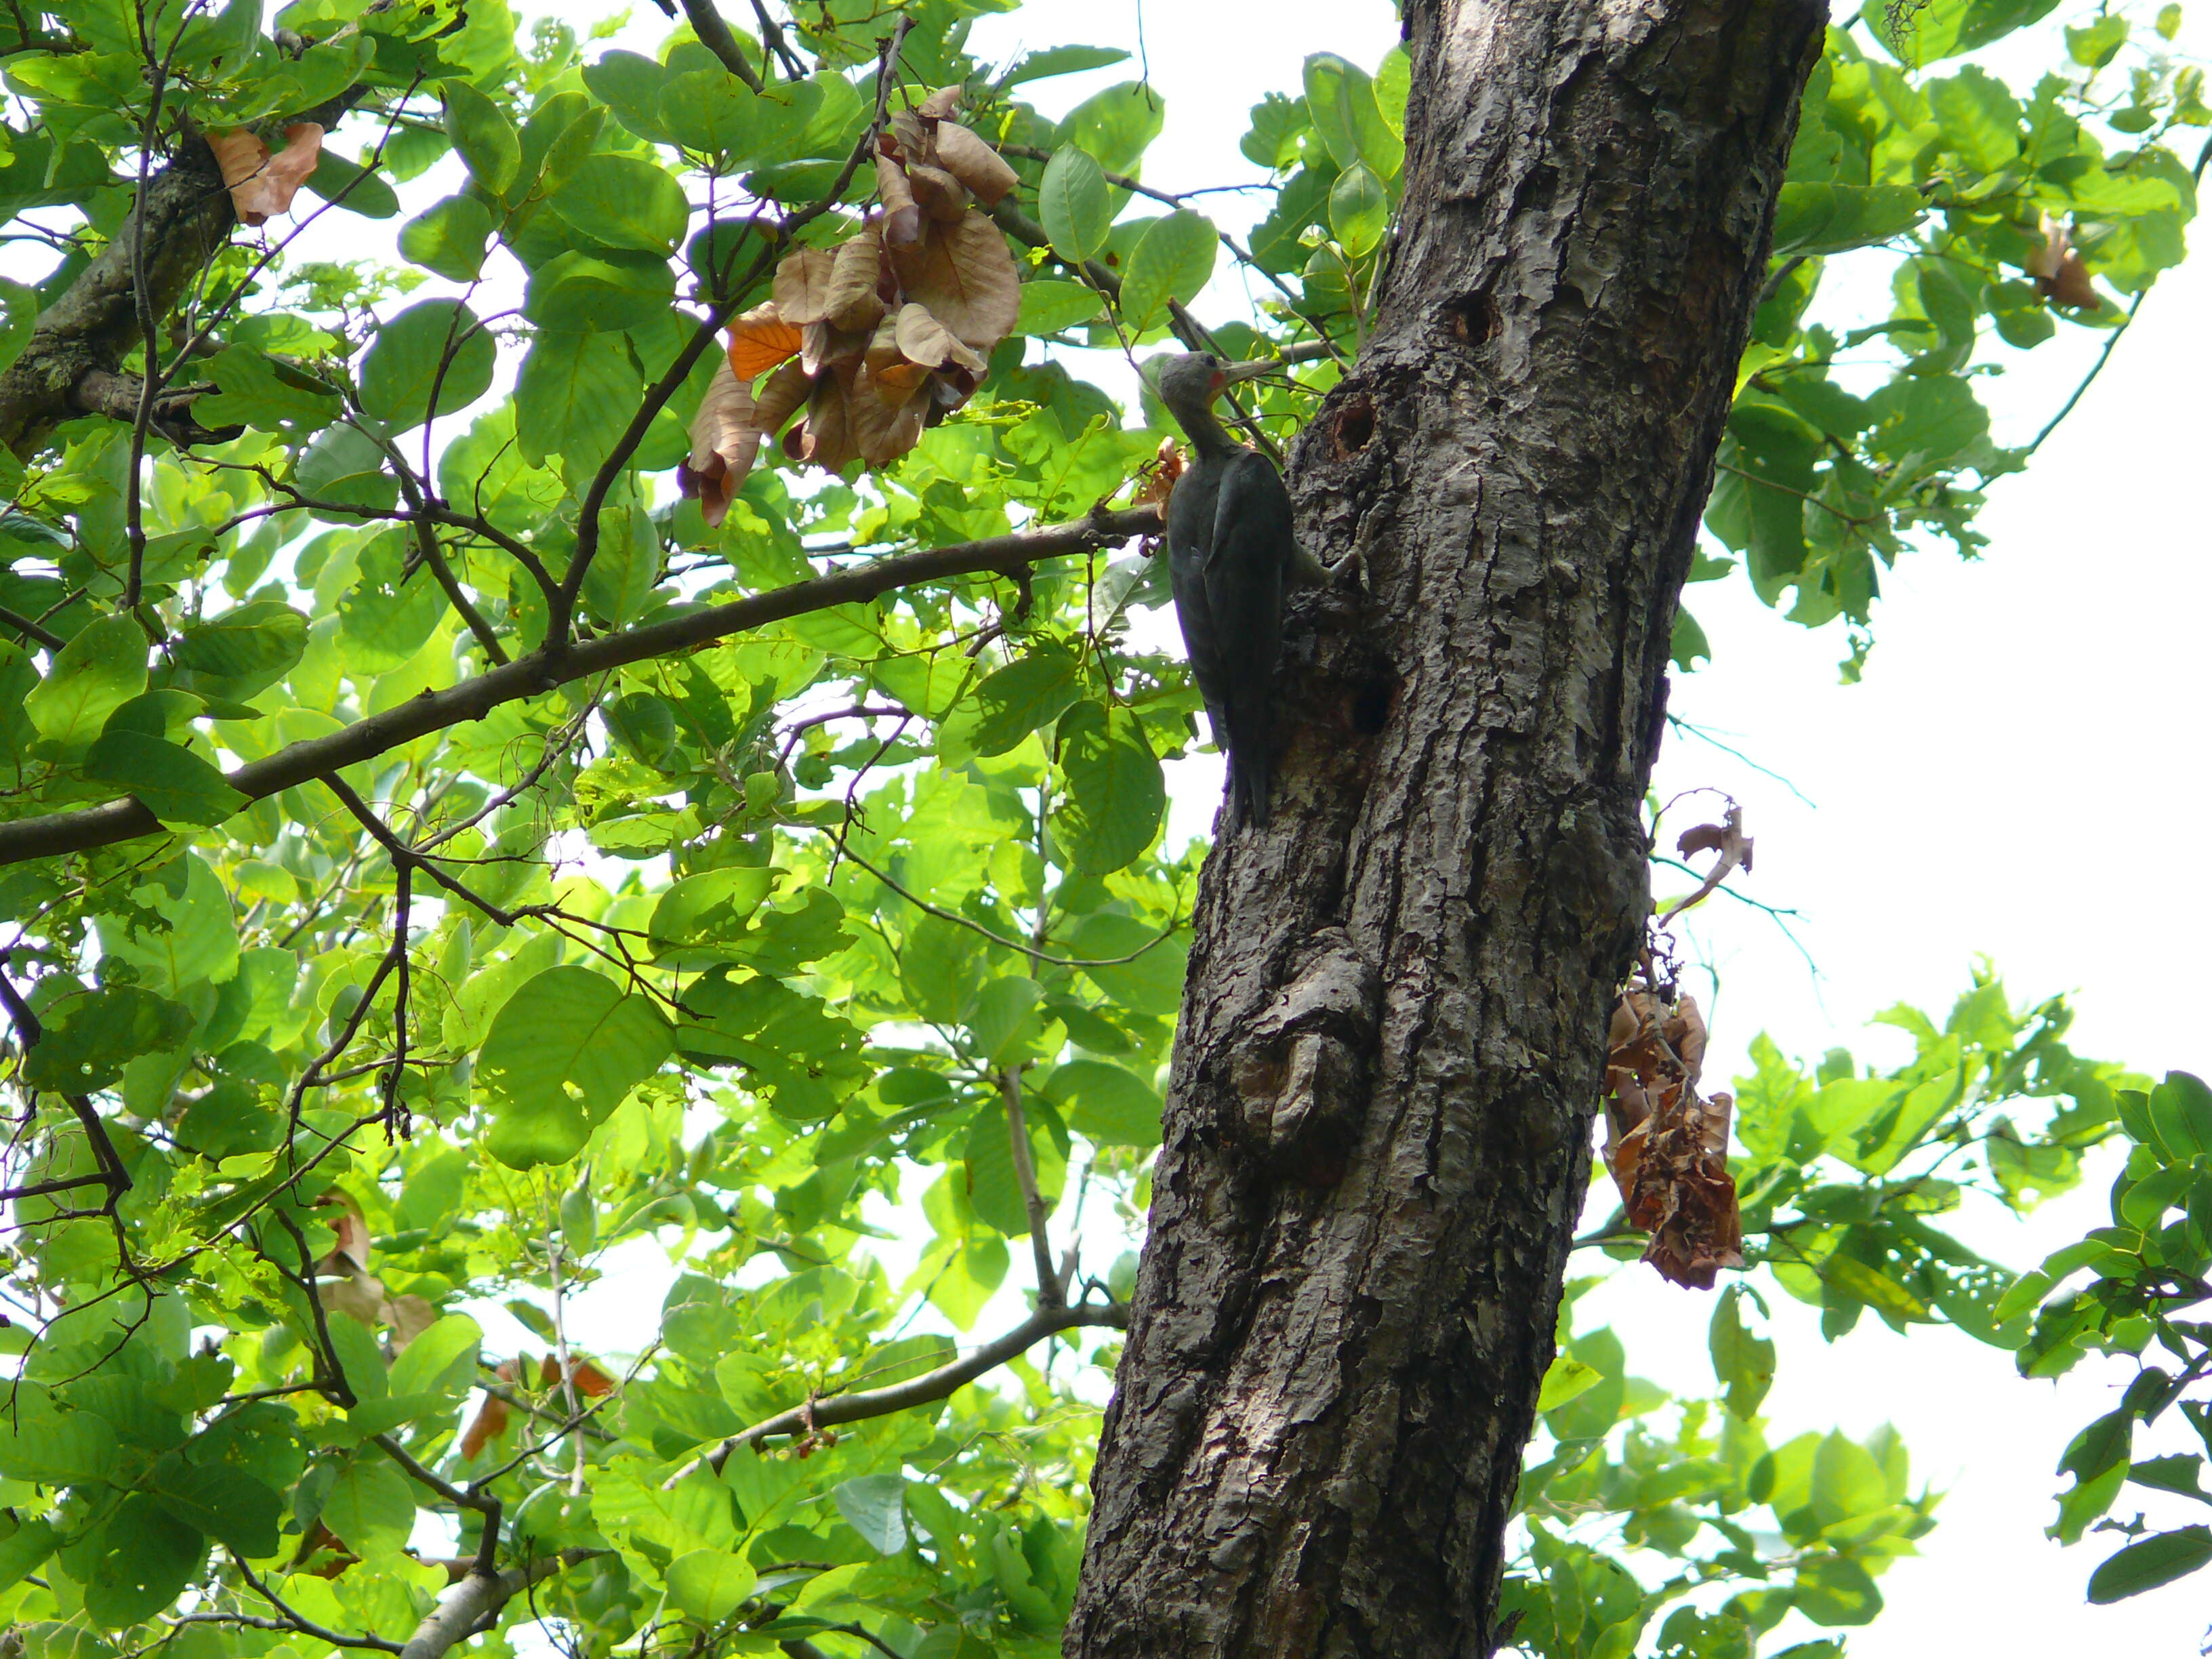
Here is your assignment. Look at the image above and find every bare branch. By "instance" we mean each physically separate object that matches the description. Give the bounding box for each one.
[998,1067,1063,1307]
[396,1549,607,1659]
[0,504,1163,868]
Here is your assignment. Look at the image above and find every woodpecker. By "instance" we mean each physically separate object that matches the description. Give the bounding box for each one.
[1155,352,1311,830]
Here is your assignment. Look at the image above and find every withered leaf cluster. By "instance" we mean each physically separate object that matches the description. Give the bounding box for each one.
[682,89,1024,526]
[460,1350,619,1458]
[1603,987,1744,1290]
[2026,210,2100,310]
[209,121,324,226]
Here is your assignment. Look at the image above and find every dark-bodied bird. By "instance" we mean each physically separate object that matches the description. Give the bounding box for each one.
[1155,352,1315,830]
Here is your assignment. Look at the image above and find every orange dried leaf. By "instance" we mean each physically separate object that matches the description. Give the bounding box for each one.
[774,245,839,326]
[459,1392,512,1459]
[890,209,1021,351]
[213,123,324,226]
[570,1357,617,1397]
[681,355,762,529]
[931,121,1018,207]
[727,303,804,379]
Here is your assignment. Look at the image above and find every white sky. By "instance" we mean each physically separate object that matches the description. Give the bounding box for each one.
[49,0,2205,1647]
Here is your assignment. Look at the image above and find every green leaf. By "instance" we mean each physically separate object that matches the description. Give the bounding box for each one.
[1792,1553,1882,1626]
[1039,144,1113,266]
[525,249,678,333]
[648,867,780,955]
[1870,0,2062,66]
[1056,700,1164,876]
[2088,1524,2212,1603]
[83,730,245,827]
[192,347,342,432]
[515,329,643,472]
[1059,81,1165,176]
[358,300,495,431]
[25,614,146,750]
[482,964,674,1168]
[302,148,399,218]
[445,79,520,195]
[1929,66,2022,172]
[148,1458,282,1559]
[0,1385,119,1484]
[1709,1289,1776,1418]
[321,1456,415,1558]
[834,1473,908,1554]
[581,49,671,145]
[1120,209,1216,331]
[963,651,1084,756]
[83,1494,204,1630]
[1303,53,1403,178]
[1067,913,1186,1017]
[1536,1354,1603,1412]
[386,1313,482,1399]
[1770,183,1926,257]
[1808,1431,1887,1529]
[1004,45,1130,85]
[0,1515,59,1594]
[173,600,308,695]
[1045,1057,1162,1148]
[967,975,1042,1063]
[398,193,495,282]
[548,152,689,255]
[2147,1071,2212,1160]
[659,70,821,165]
[668,1548,756,1621]
[1017,278,1104,335]
[1328,162,1389,257]
[22,983,192,1093]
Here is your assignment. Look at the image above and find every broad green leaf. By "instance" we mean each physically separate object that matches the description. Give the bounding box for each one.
[1004,45,1130,85]
[649,867,780,954]
[1044,1058,1162,1149]
[1708,1290,1776,1418]
[548,152,689,254]
[834,1473,908,1554]
[1870,0,2062,65]
[668,1548,756,1621]
[303,148,400,218]
[148,1458,282,1559]
[83,1494,204,1630]
[83,730,245,827]
[2087,1525,2212,1603]
[0,1514,58,1593]
[1059,81,1164,176]
[1039,144,1113,265]
[1536,1354,1603,1412]
[1793,1553,1882,1626]
[95,853,239,993]
[482,964,674,1168]
[581,49,671,145]
[445,79,520,195]
[1303,53,1403,178]
[515,328,643,472]
[1770,183,1925,257]
[962,651,1084,756]
[172,602,308,688]
[193,347,342,432]
[1055,700,1164,876]
[358,300,496,430]
[386,1313,482,1399]
[0,1385,119,1484]
[398,192,495,281]
[525,249,677,332]
[1120,209,1216,331]
[321,1456,415,1558]
[1017,277,1105,335]
[24,614,146,749]
[1328,162,1389,257]
[2147,1071,2212,1160]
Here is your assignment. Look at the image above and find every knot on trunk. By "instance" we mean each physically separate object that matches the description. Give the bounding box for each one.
[1227,933,1379,1186]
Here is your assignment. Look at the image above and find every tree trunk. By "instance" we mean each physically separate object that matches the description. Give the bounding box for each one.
[1064,3,1824,1656]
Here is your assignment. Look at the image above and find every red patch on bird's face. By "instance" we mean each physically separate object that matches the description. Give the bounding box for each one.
[1208,369,1227,392]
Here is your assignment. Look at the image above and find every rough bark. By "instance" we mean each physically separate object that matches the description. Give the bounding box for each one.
[1063,3,1823,1657]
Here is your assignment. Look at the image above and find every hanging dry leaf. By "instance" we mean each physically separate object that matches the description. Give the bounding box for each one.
[680,356,762,528]
[785,369,857,470]
[774,245,839,326]
[539,1353,617,1397]
[916,85,964,121]
[800,316,870,378]
[851,360,928,462]
[1660,802,1752,924]
[891,209,1021,350]
[1601,986,1742,1290]
[459,1391,512,1459]
[875,153,924,247]
[388,1294,440,1350]
[752,359,815,436]
[932,121,1019,206]
[321,1269,387,1326]
[893,301,986,373]
[213,122,325,226]
[316,1191,372,1275]
[825,227,888,331]
[2027,212,2099,309]
[726,302,805,379]
[908,161,971,223]
[886,110,930,160]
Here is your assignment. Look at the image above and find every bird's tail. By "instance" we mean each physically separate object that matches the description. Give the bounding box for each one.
[1228,745,1271,830]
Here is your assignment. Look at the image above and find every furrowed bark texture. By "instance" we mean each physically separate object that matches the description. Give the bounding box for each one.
[1064,3,1822,1656]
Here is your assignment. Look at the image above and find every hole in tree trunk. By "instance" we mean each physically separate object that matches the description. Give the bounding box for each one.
[1332,394,1376,457]
[1445,291,1500,346]
[1350,675,1395,735]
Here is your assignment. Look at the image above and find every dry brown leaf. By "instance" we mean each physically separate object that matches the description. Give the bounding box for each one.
[931,121,1019,206]
[1139,437,1187,510]
[321,1269,386,1326]
[291,1521,359,1578]
[875,153,924,247]
[851,360,928,463]
[213,123,325,226]
[825,226,888,331]
[2028,212,2099,309]
[388,1294,439,1350]
[802,317,871,377]
[908,161,971,223]
[537,1353,617,1397]
[786,369,857,470]
[316,1191,372,1275]
[727,302,805,379]
[890,209,1021,350]
[1660,803,1752,925]
[1601,986,1743,1290]
[893,301,986,373]
[886,111,930,160]
[459,1391,512,1459]
[752,359,815,436]
[774,245,839,326]
[680,355,762,529]
[916,85,963,121]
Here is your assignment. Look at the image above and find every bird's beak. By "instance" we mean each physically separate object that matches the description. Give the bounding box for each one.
[1221,360,1275,386]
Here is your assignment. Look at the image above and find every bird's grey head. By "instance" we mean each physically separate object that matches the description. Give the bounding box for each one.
[1155,352,1269,429]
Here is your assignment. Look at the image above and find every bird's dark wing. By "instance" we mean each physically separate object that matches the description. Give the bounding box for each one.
[1166,460,1229,741]
[1203,451,1292,825]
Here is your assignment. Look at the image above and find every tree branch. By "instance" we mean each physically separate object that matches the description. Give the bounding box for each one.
[998,1067,1063,1307]
[396,1548,606,1659]
[0,504,1162,867]
[683,1298,1128,1482]
[678,0,766,90]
